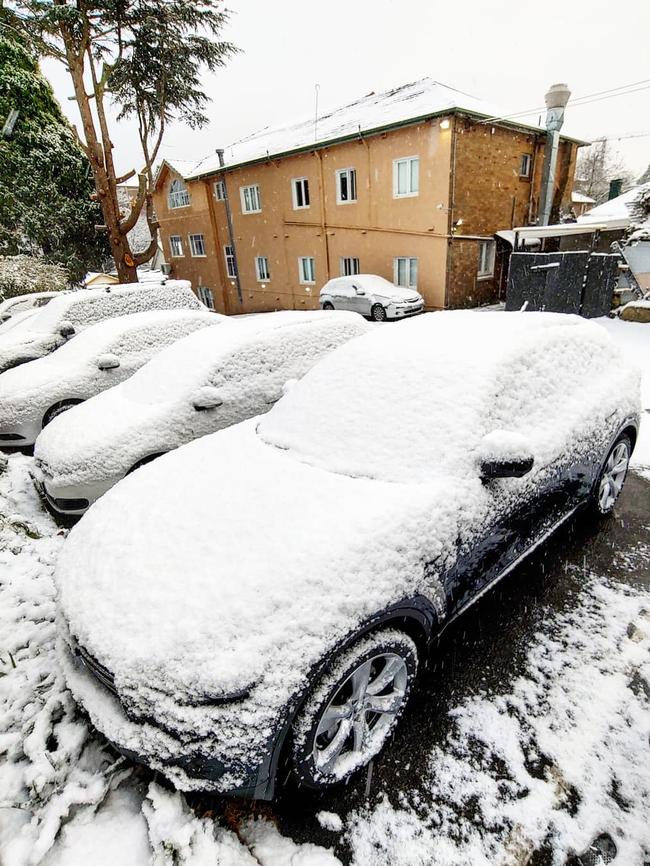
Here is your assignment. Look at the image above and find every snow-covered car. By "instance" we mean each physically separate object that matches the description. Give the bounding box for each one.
[320,274,424,321]
[34,310,370,515]
[55,311,640,799]
[0,280,203,374]
[0,291,61,324]
[0,309,221,448]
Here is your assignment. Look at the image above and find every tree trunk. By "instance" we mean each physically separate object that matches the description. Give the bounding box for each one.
[64,40,138,283]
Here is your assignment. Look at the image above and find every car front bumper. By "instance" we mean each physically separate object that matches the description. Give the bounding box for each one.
[0,418,42,448]
[387,303,425,319]
[31,464,122,515]
[59,631,278,799]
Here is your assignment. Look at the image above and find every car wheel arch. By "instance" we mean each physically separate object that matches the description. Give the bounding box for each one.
[263,596,440,798]
[42,399,84,428]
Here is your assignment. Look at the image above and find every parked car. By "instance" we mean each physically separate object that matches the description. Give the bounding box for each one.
[0,291,61,324]
[34,310,370,515]
[320,274,424,321]
[55,311,640,799]
[0,280,203,374]
[0,309,221,448]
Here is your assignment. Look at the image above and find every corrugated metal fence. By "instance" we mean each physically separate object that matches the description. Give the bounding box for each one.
[505,252,619,318]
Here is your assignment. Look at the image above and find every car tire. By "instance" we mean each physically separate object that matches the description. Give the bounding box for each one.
[291,629,418,790]
[370,303,387,322]
[322,302,335,311]
[43,400,82,428]
[591,434,632,516]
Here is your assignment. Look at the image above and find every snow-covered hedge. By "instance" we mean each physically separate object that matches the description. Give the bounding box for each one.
[0,256,69,301]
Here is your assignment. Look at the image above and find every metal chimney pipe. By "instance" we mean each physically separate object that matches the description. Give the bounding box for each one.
[538,83,571,226]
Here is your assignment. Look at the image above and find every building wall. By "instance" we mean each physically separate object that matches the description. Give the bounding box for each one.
[155,116,580,314]
[445,118,579,307]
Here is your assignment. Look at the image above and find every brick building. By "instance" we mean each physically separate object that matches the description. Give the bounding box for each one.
[153,79,583,314]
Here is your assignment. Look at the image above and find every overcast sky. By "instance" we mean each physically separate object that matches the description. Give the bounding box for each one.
[42,0,650,180]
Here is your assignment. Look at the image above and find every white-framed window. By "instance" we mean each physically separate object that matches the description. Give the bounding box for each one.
[292,177,310,209]
[336,168,357,204]
[340,256,360,276]
[188,233,206,257]
[224,245,237,278]
[169,235,183,257]
[255,256,271,281]
[478,240,496,277]
[240,184,261,214]
[197,286,215,310]
[393,156,419,197]
[298,256,316,284]
[519,154,532,178]
[168,178,190,209]
[393,257,418,289]
[213,180,226,201]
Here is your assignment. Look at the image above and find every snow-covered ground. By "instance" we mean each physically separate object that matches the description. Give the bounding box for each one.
[0,315,648,865]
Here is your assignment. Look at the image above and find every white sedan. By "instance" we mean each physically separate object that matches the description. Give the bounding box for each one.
[0,291,60,323]
[320,274,424,321]
[33,310,370,515]
[0,309,220,447]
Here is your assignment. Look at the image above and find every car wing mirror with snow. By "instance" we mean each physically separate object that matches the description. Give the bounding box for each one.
[191,386,223,411]
[477,430,534,481]
[282,378,298,396]
[59,321,75,338]
[96,353,120,371]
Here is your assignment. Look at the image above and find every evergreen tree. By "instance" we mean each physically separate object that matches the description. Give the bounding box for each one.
[0,27,107,284]
[6,1,237,283]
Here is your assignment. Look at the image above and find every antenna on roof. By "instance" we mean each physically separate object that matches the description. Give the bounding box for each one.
[314,83,320,143]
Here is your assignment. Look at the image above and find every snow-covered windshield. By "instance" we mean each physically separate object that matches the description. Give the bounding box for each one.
[258,311,611,483]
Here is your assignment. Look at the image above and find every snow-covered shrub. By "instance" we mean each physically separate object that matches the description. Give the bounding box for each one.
[0,256,69,301]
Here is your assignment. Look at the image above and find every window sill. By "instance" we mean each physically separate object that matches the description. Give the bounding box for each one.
[477,273,494,281]
[336,200,358,206]
[242,209,262,215]
[293,205,311,211]
[190,254,208,259]
[394,192,419,199]
[168,204,191,210]
[170,255,184,259]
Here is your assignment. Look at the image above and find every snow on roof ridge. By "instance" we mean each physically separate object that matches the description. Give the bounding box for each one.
[188,78,566,180]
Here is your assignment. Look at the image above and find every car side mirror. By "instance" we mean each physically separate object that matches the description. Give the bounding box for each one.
[191,386,223,411]
[282,378,298,396]
[59,321,75,338]
[477,430,534,481]
[96,353,120,371]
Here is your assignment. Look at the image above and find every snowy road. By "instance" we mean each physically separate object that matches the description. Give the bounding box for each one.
[0,314,648,866]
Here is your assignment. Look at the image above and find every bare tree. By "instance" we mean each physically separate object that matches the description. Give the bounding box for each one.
[575,139,634,204]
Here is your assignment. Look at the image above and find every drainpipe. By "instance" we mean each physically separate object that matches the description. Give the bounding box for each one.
[538,83,571,226]
[216,148,243,304]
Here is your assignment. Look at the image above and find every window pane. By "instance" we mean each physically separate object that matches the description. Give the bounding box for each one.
[304,179,310,206]
[398,161,408,194]
[295,181,303,208]
[340,173,348,201]
[410,159,419,192]
[409,258,418,286]
[350,170,356,200]
[397,259,406,286]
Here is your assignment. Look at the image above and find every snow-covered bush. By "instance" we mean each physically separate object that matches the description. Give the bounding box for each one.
[0,256,69,301]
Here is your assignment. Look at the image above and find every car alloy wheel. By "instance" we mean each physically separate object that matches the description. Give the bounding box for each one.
[291,629,417,788]
[596,436,631,515]
[371,303,387,322]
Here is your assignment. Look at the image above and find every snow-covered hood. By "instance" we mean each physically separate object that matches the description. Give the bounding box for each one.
[0,326,60,373]
[34,384,181,484]
[0,352,81,425]
[372,286,423,303]
[56,421,466,711]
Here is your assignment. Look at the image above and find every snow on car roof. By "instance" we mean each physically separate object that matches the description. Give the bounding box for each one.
[21,280,195,333]
[260,311,629,483]
[322,274,397,292]
[0,290,61,315]
[120,310,367,404]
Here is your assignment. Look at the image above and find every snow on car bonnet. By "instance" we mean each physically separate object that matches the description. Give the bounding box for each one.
[259,311,628,483]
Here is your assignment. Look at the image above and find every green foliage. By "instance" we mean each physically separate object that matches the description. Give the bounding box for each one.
[0,28,108,283]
